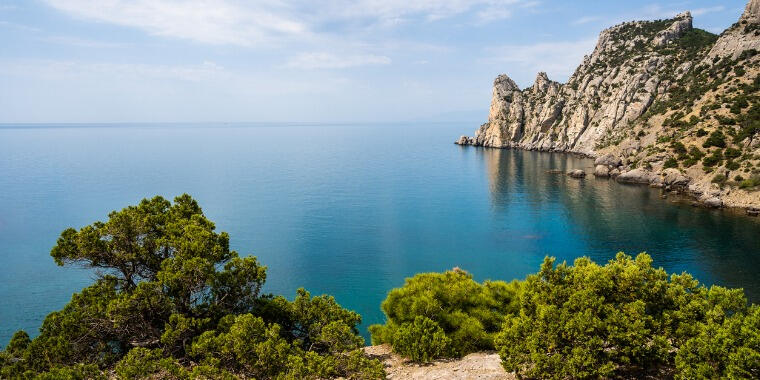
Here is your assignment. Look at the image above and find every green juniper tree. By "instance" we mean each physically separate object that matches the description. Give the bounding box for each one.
[0,195,383,379]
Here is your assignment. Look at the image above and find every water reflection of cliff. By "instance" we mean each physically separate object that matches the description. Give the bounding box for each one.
[480,147,760,301]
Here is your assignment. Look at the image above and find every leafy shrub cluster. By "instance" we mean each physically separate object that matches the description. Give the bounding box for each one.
[374,254,760,379]
[369,269,520,361]
[497,253,757,379]
[0,195,383,380]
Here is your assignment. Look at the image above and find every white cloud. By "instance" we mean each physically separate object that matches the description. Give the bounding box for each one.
[41,35,126,48]
[43,0,538,47]
[572,16,601,25]
[691,6,726,16]
[44,0,309,46]
[285,52,391,69]
[0,20,41,32]
[484,38,597,84]
[1,59,229,82]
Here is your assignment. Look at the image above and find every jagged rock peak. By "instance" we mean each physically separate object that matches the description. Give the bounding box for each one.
[494,74,519,92]
[653,11,693,46]
[742,0,760,23]
[532,72,551,93]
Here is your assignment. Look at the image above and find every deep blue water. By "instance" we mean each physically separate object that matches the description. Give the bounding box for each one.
[1,123,759,345]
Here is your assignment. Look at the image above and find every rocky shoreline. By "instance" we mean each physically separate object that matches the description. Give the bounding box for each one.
[457,0,760,215]
[457,144,760,216]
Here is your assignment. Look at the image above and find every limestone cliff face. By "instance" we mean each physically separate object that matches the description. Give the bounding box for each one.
[464,12,695,155]
[458,0,760,211]
[707,0,760,60]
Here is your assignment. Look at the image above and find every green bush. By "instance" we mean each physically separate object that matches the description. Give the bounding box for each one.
[740,175,760,189]
[392,316,451,362]
[703,131,727,148]
[725,147,742,159]
[369,269,520,359]
[114,348,185,379]
[664,157,679,169]
[703,150,724,167]
[495,253,748,379]
[671,141,687,154]
[712,174,727,184]
[676,306,760,379]
[0,195,383,380]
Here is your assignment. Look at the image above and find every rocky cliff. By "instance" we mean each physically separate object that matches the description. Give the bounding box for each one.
[457,0,760,212]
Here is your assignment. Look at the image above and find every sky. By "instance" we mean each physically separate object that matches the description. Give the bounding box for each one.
[0,0,751,123]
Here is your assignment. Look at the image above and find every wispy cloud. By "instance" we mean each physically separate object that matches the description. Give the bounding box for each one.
[691,6,726,16]
[483,38,597,84]
[0,20,41,32]
[0,59,229,82]
[44,0,309,46]
[41,35,126,48]
[285,53,391,70]
[572,16,601,25]
[43,0,540,48]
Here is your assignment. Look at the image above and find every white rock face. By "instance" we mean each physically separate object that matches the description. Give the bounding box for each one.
[456,1,760,210]
[653,12,693,46]
[617,168,653,184]
[707,0,760,60]
[662,168,690,188]
[463,14,699,156]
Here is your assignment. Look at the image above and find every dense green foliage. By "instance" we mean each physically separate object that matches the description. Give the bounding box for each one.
[369,269,520,361]
[496,253,750,379]
[3,196,760,379]
[0,195,383,379]
[675,305,760,379]
[372,254,759,379]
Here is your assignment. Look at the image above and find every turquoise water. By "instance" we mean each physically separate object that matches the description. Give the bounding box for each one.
[1,123,759,345]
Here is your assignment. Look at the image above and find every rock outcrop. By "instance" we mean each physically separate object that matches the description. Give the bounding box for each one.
[457,0,760,211]
[706,0,760,60]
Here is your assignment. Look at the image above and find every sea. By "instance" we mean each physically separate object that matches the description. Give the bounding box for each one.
[1,122,759,344]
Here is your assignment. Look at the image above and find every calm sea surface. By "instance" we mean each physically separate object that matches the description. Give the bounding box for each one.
[1,123,759,345]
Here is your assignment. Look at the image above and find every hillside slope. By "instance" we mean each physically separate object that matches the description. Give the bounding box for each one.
[457,0,760,211]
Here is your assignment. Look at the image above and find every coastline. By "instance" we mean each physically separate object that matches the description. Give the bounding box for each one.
[455,142,760,216]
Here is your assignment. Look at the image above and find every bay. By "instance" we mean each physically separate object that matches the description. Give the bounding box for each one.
[1,122,758,344]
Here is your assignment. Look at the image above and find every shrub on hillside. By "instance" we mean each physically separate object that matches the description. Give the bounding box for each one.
[369,269,520,361]
[703,130,727,148]
[391,316,451,362]
[495,253,749,379]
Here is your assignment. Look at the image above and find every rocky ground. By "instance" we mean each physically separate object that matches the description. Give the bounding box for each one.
[363,345,513,380]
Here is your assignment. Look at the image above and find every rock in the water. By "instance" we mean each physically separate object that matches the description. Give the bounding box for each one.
[568,169,586,178]
[594,165,611,177]
[455,135,474,145]
[616,168,652,184]
[594,154,622,168]
[703,197,723,208]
